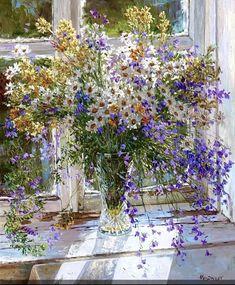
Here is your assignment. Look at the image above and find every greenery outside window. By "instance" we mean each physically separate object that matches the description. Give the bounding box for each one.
[0,0,52,39]
[83,0,189,37]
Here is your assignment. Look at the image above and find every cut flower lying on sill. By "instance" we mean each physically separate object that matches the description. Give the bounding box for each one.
[2,6,233,267]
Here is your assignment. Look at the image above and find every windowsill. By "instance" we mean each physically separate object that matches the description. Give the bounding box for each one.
[108,35,193,49]
[0,40,54,58]
[0,184,193,215]
[0,34,193,59]
[0,37,50,43]
[0,195,62,216]
[0,203,230,283]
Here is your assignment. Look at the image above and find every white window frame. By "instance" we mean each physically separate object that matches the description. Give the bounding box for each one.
[0,0,82,58]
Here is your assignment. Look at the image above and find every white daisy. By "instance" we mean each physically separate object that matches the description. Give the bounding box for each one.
[12,44,31,57]
[5,63,21,80]
[5,82,14,95]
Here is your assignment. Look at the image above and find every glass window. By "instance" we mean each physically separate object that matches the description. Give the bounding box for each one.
[0,58,52,195]
[83,0,189,37]
[0,0,52,38]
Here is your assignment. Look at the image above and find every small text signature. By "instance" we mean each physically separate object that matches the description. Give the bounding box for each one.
[200,274,223,281]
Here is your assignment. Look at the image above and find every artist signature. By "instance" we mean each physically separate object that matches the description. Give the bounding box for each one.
[200,274,223,280]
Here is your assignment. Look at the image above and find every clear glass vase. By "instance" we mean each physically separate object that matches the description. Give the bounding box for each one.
[95,153,131,235]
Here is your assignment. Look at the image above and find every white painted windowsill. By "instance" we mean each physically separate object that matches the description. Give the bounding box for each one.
[0,35,193,59]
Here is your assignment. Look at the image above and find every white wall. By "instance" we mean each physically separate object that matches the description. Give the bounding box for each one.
[216,0,235,221]
[192,0,235,221]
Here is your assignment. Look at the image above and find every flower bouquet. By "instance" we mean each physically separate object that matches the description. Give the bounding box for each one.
[3,6,233,257]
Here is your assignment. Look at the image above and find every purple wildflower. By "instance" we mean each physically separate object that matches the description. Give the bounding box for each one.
[205,250,212,256]
[11,186,26,200]
[135,231,140,237]
[4,118,18,138]
[28,176,42,189]
[117,125,126,135]
[10,155,20,164]
[22,95,31,104]
[120,144,126,150]
[101,16,109,25]
[97,127,103,134]
[21,226,38,236]
[90,8,99,19]
[47,226,61,248]
[90,9,109,25]
[22,153,32,160]
[124,154,130,166]
[201,239,208,245]
[19,109,26,116]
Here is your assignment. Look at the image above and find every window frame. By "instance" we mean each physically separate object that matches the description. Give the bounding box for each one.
[0,0,192,58]
[0,0,201,213]
[0,0,82,58]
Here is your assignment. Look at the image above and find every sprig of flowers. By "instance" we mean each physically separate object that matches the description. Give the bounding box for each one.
[125,6,153,33]
[157,11,171,44]
[35,17,52,34]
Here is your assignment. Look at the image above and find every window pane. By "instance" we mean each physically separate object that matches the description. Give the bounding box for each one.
[0,0,52,38]
[147,0,188,34]
[83,0,188,37]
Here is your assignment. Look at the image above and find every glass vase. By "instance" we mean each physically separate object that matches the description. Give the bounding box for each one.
[95,153,131,235]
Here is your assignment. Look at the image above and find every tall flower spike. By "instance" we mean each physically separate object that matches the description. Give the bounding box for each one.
[54,19,79,54]
[157,11,170,45]
[125,6,153,34]
[35,17,52,34]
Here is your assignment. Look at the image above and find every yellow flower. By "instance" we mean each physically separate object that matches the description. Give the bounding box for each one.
[108,119,117,127]
[38,68,54,88]
[157,11,170,45]
[55,20,79,55]
[109,103,119,113]
[36,18,52,34]
[18,58,37,84]
[49,119,58,129]
[134,103,145,114]
[125,6,153,33]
